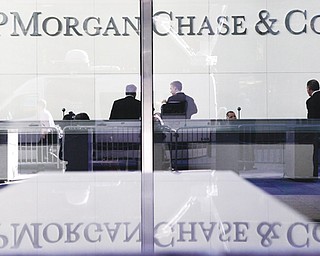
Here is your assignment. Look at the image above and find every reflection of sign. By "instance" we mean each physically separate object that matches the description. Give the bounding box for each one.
[0,221,318,250]
[0,171,317,254]
[0,9,319,37]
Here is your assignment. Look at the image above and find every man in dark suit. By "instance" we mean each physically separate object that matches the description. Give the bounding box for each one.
[163,80,198,119]
[306,79,320,177]
[109,84,141,120]
[306,79,320,118]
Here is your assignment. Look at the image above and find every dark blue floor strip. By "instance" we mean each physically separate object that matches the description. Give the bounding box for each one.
[247,178,320,195]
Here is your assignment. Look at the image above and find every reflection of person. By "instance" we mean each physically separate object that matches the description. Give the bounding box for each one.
[225,110,255,171]
[226,111,237,120]
[38,99,55,128]
[153,112,172,171]
[60,112,92,171]
[37,99,55,143]
[109,84,141,120]
[59,112,90,163]
[37,99,56,161]
[306,79,320,119]
[163,81,197,119]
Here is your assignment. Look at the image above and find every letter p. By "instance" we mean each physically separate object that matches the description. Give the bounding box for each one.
[0,12,8,26]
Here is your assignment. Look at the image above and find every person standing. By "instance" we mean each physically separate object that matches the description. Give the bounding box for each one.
[306,79,320,119]
[38,99,55,128]
[306,79,320,177]
[109,84,141,120]
[37,99,56,161]
[163,80,198,119]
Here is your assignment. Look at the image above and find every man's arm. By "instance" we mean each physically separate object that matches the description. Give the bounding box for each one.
[188,97,198,115]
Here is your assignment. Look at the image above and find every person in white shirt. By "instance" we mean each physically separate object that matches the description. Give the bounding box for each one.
[38,99,55,128]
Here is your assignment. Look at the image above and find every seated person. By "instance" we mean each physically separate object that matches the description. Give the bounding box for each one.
[162,80,197,119]
[75,112,90,120]
[226,111,237,120]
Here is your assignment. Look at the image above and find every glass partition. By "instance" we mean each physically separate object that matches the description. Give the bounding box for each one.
[0,0,142,174]
[0,0,143,254]
[1,0,320,254]
[153,0,319,119]
[153,0,320,255]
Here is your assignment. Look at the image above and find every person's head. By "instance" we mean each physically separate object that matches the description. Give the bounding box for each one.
[170,81,182,95]
[37,99,47,111]
[307,79,320,96]
[74,112,90,120]
[226,111,237,120]
[63,111,75,120]
[125,84,137,98]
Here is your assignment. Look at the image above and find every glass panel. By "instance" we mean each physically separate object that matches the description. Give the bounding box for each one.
[0,0,141,174]
[0,0,142,254]
[153,0,320,254]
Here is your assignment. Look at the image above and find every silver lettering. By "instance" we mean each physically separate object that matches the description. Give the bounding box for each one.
[102,17,121,36]
[84,223,102,243]
[0,225,8,249]
[122,17,140,36]
[123,222,140,242]
[42,16,62,36]
[219,222,232,242]
[11,223,42,249]
[177,222,197,242]
[43,223,63,243]
[104,222,121,242]
[176,16,196,35]
[231,15,247,35]
[312,223,320,243]
[197,16,215,35]
[287,222,309,248]
[10,12,41,36]
[154,222,174,248]
[285,10,307,35]
[153,11,172,36]
[83,17,102,36]
[217,16,230,35]
[0,12,8,26]
[65,223,83,243]
[64,17,83,36]
[310,15,320,34]
[234,222,248,242]
[199,222,216,241]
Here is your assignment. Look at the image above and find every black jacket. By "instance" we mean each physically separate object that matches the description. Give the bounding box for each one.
[167,92,197,119]
[307,91,320,119]
[109,96,141,120]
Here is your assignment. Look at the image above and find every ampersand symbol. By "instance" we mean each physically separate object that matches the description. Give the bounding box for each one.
[255,10,279,35]
[257,222,281,247]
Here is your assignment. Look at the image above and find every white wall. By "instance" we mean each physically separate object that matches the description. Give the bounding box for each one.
[0,0,318,120]
[153,0,320,119]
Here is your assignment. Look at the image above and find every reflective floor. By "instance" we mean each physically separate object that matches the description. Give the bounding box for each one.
[0,170,319,255]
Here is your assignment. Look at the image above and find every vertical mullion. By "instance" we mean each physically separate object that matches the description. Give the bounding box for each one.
[140,0,154,254]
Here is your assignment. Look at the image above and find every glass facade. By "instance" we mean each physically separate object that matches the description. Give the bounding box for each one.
[0,0,319,255]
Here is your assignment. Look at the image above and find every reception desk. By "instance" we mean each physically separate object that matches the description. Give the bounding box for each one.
[165,120,319,178]
[56,119,320,178]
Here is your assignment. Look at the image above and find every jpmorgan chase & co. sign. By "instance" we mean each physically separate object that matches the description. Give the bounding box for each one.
[0,9,319,37]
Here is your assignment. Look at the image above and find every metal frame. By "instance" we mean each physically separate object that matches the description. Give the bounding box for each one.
[140,0,154,253]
